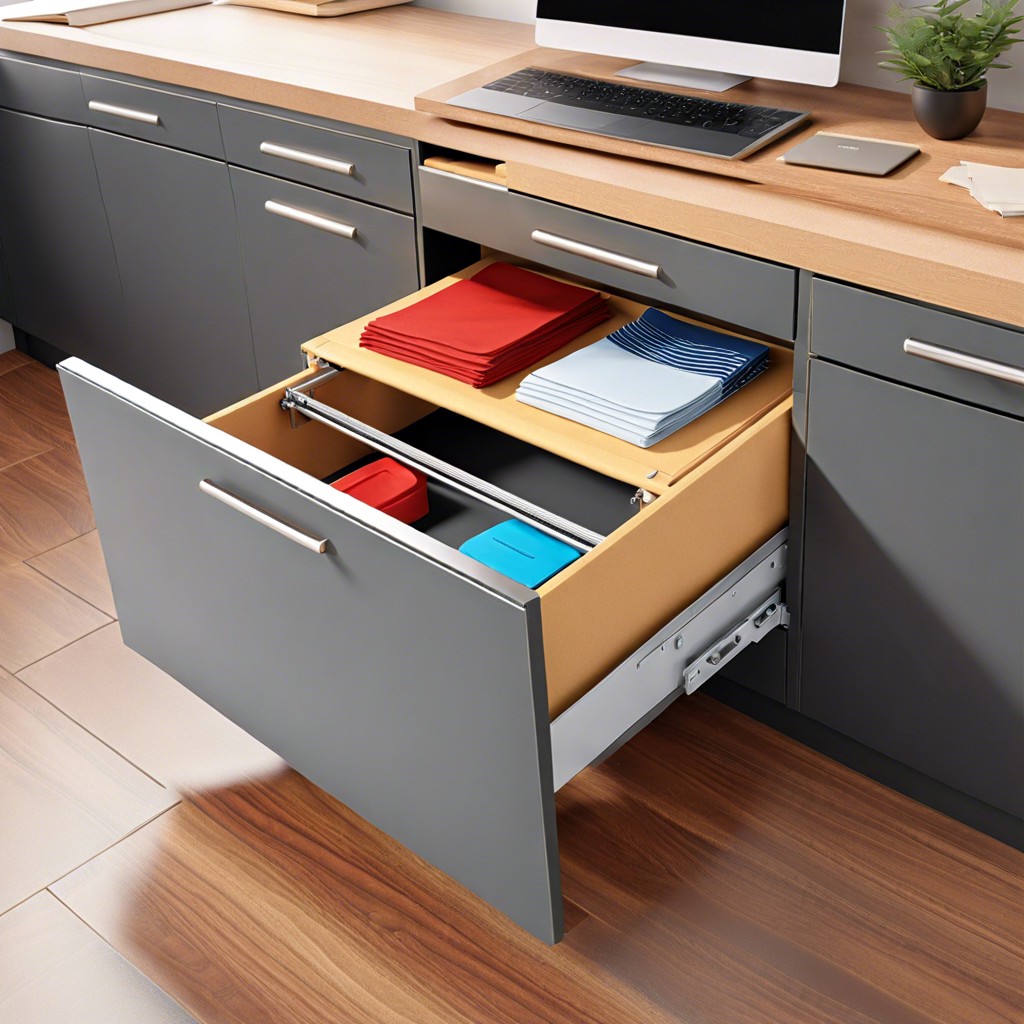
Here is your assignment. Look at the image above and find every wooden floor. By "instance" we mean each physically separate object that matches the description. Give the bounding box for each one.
[2,349,1022,1024]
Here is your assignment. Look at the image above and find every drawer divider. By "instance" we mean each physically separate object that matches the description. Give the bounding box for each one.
[281,375,605,553]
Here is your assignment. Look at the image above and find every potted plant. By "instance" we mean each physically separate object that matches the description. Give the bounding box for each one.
[880,0,1022,139]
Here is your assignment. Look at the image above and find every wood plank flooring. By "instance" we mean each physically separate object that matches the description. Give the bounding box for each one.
[2,355,1023,1023]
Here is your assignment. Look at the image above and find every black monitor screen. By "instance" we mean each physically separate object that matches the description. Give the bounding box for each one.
[535,1,845,55]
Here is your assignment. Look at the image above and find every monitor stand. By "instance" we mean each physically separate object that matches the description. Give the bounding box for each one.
[617,62,750,93]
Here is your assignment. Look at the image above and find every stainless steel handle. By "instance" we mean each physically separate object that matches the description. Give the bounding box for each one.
[259,141,354,176]
[264,200,358,240]
[903,338,1024,387]
[199,480,328,554]
[530,229,661,279]
[88,100,160,126]
[419,164,508,192]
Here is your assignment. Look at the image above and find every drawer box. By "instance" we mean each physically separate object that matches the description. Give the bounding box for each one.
[59,260,791,943]
[419,165,798,340]
[219,104,414,214]
[811,279,1024,417]
[0,53,84,122]
[81,73,223,158]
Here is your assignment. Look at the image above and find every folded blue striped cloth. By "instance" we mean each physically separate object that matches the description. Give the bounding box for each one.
[608,308,769,394]
[515,308,769,448]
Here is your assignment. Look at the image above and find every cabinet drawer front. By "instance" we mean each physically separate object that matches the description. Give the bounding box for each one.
[219,105,413,213]
[811,279,1024,416]
[419,166,797,340]
[82,74,223,157]
[59,357,562,944]
[231,168,418,388]
[0,53,84,122]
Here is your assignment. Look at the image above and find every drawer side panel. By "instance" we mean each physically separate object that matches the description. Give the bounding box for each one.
[540,399,791,717]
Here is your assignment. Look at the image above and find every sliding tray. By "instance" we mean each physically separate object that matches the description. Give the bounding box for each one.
[59,259,791,944]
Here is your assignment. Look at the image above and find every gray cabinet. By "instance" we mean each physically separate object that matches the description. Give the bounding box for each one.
[800,343,1024,818]
[0,236,13,323]
[89,129,258,415]
[0,108,122,361]
[230,167,418,387]
[0,55,417,414]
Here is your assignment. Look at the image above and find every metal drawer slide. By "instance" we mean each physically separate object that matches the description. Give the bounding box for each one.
[550,530,788,789]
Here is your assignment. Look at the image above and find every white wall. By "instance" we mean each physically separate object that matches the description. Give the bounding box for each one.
[414,0,1024,112]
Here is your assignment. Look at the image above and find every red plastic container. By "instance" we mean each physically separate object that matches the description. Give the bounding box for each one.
[330,457,428,524]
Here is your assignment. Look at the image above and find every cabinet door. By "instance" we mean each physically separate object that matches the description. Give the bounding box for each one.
[0,235,13,324]
[801,358,1024,817]
[230,167,418,388]
[0,109,122,358]
[89,129,258,416]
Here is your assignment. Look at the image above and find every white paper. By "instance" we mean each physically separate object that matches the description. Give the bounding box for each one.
[941,162,1024,217]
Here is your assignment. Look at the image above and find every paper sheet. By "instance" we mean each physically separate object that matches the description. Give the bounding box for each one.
[941,162,1024,217]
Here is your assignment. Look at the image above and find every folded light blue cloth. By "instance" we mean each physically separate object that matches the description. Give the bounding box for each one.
[515,309,769,448]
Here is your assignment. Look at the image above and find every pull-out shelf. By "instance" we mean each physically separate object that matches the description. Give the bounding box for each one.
[59,258,792,944]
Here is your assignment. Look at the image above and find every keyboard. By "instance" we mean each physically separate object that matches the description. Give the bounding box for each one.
[447,67,811,161]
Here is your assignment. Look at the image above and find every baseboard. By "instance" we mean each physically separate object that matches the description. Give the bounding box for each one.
[704,677,1024,851]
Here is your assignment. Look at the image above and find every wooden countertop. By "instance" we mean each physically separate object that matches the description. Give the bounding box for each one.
[0,2,1022,328]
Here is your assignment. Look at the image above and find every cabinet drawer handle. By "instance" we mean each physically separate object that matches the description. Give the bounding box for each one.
[530,229,661,279]
[200,480,328,554]
[264,200,358,239]
[903,338,1024,387]
[259,141,354,177]
[87,100,160,126]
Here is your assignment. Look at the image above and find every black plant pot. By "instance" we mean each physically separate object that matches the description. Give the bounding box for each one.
[911,81,988,140]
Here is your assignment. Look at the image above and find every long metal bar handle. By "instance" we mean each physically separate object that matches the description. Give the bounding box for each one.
[259,141,354,177]
[530,229,661,280]
[903,338,1024,387]
[265,201,357,240]
[199,480,328,554]
[284,390,604,553]
[87,100,160,126]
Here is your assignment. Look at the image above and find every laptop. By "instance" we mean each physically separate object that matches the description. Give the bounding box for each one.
[779,132,920,176]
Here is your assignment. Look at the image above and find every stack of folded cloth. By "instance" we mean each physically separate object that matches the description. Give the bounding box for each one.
[359,262,610,388]
[516,308,769,448]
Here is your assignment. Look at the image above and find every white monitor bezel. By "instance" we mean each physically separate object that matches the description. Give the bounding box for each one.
[534,11,846,88]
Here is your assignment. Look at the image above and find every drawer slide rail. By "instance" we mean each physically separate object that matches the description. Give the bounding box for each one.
[550,530,788,789]
[282,375,605,553]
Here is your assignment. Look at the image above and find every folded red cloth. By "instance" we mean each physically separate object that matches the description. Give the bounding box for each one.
[360,303,608,366]
[359,262,610,387]
[361,307,611,387]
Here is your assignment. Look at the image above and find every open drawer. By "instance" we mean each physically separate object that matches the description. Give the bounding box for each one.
[58,259,791,944]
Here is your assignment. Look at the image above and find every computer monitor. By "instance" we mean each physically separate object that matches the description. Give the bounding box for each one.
[535,1,847,92]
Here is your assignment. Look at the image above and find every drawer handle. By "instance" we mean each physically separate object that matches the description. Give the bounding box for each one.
[259,141,354,177]
[87,100,160,126]
[530,229,661,279]
[264,200,358,240]
[199,479,328,554]
[903,338,1024,387]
